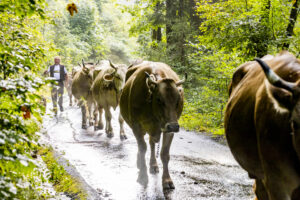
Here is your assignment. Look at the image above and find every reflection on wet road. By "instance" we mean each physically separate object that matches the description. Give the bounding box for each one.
[43,99,254,200]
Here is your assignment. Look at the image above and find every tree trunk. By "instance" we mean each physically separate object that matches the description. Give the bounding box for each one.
[189,0,201,30]
[157,27,162,42]
[151,2,163,47]
[253,0,271,57]
[282,0,300,49]
[166,0,176,46]
[179,0,185,65]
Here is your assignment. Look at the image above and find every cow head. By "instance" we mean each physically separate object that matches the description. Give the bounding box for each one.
[103,61,126,91]
[255,58,300,158]
[81,59,93,81]
[145,72,186,133]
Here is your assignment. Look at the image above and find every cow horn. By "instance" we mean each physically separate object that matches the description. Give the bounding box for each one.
[95,60,100,65]
[78,62,81,67]
[255,58,295,92]
[109,60,117,70]
[176,72,188,86]
[145,72,157,86]
[82,59,87,68]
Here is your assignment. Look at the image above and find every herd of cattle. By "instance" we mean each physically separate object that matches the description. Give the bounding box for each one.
[65,59,186,190]
[62,51,300,199]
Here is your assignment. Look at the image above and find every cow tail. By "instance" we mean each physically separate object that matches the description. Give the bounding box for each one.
[156,141,160,158]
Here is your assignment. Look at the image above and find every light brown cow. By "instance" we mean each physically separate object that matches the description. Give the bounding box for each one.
[225,52,300,200]
[64,72,73,106]
[72,60,97,129]
[120,61,186,190]
[91,60,127,140]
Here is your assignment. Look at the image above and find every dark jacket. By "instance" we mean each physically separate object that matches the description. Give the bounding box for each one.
[49,65,66,81]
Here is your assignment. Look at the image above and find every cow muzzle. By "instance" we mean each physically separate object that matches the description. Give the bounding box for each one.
[163,122,180,133]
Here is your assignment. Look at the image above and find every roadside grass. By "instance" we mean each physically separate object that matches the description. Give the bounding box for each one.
[179,100,225,139]
[39,147,87,200]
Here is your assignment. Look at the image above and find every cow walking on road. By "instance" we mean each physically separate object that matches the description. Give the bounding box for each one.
[225,52,300,200]
[65,72,73,106]
[72,60,97,129]
[92,60,127,140]
[120,61,186,190]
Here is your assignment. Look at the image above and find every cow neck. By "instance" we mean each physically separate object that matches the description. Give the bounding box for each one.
[110,79,120,106]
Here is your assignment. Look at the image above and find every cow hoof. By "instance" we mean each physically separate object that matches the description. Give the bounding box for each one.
[82,124,87,129]
[89,121,94,126]
[137,172,148,186]
[163,180,175,190]
[149,165,159,174]
[107,132,114,138]
[120,135,127,141]
[94,125,103,131]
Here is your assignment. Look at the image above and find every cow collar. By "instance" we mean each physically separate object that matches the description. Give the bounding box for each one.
[146,73,158,103]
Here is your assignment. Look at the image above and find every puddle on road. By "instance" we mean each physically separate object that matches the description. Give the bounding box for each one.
[43,97,254,200]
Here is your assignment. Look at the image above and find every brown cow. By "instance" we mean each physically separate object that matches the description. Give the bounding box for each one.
[64,72,73,106]
[72,60,97,129]
[225,52,300,200]
[91,60,127,139]
[120,61,186,190]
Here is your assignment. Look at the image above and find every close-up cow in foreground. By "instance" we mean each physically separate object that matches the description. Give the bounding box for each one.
[120,61,186,190]
[225,52,300,200]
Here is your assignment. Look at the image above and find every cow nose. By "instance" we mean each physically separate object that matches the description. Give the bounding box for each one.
[165,122,180,133]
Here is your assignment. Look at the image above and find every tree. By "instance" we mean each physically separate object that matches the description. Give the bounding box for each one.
[282,0,300,49]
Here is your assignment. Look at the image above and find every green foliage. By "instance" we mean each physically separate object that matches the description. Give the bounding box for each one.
[127,0,300,135]
[40,147,87,200]
[0,0,58,198]
[43,0,138,67]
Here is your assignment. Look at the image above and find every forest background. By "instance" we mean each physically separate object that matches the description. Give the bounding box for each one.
[44,0,300,135]
[0,0,299,198]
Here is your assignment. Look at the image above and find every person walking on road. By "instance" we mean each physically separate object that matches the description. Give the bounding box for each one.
[44,56,68,115]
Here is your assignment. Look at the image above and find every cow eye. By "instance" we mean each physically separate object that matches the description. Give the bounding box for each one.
[292,120,299,130]
[176,100,180,107]
[157,98,164,106]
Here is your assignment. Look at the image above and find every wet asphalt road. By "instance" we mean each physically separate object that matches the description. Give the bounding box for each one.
[43,97,254,200]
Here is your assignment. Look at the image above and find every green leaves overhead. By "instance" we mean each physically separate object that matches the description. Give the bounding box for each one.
[126,0,299,134]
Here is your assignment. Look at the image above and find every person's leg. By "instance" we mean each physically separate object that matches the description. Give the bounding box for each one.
[58,82,64,111]
[51,84,58,115]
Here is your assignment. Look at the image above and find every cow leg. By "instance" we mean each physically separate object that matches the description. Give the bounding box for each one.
[104,106,113,138]
[93,105,98,131]
[87,102,94,126]
[79,100,87,129]
[149,137,159,174]
[119,113,127,140]
[264,175,292,200]
[133,129,148,186]
[160,132,175,190]
[69,92,72,106]
[253,179,269,200]
[292,185,300,200]
[95,106,104,130]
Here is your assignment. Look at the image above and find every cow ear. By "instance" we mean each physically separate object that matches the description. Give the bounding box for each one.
[104,73,114,81]
[266,82,293,111]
